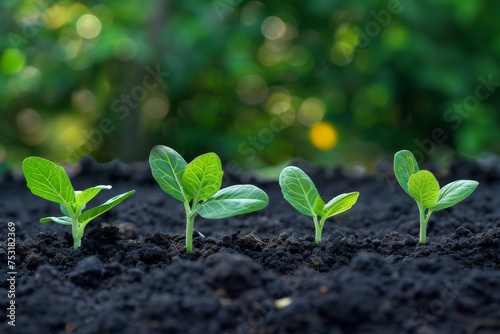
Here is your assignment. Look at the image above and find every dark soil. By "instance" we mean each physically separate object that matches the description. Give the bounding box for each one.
[1,157,499,334]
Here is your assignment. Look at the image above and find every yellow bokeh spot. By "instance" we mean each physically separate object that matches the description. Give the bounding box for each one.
[45,5,69,29]
[76,14,102,39]
[309,122,338,150]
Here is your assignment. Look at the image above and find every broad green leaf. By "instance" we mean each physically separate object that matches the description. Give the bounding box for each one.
[78,190,135,226]
[394,150,419,195]
[322,192,360,218]
[279,166,319,217]
[430,180,479,212]
[22,157,75,205]
[75,185,112,210]
[40,216,73,225]
[182,153,223,202]
[197,185,268,219]
[313,195,325,215]
[408,170,440,209]
[149,145,189,202]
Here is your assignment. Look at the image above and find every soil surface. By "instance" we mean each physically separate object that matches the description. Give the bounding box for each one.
[1,157,499,334]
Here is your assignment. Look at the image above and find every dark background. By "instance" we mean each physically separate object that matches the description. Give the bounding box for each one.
[1,0,499,176]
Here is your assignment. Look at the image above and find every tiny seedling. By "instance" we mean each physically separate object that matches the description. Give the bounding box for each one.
[22,157,135,249]
[394,150,479,244]
[149,145,269,254]
[279,166,359,244]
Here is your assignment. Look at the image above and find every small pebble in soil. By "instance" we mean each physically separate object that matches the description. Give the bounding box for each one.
[118,222,138,239]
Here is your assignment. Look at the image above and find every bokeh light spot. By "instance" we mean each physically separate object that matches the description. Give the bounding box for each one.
[76,14,102,39]
[298,97,326,127]
[16,109,48,146]
[331,24,359,66]
[382,25,410,50]
[257,44,282,66]
[309,122,338,150]
[1,49,26,75]
[143,97,170,119]
[72,90,96,113]
[16,109,42,133]
[45,4,69,29]
[330,41,355,66]
[286,45,310,67]
[8,66,41,94]
[53,37,80,61]
[241,1,265,26]
[236,75,268,105]
[261,16,286,40]
[114,37,138,61]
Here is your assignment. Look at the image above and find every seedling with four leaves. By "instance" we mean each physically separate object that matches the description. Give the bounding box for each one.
[22,157,135,249]
[393,150,479,244]
[149,145,269,254]
[279,166,359,244]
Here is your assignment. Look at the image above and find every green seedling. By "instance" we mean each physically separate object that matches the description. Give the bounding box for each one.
[279,166,359,244]
[22,157,135,249]
[149,145,269,254]
[394,150,479,244]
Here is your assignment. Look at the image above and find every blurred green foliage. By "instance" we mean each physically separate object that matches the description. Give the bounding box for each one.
[1,0,499,173]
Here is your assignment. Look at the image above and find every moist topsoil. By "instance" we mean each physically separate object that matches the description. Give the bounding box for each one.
[0,157,499,334]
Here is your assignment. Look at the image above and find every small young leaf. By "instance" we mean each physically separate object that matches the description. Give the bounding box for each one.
[22,157,75,205]
[279,166,319,217]
[430,180,479,212]
[60,203,78,216]
[149,146,189,202]
[313,196,325,216]
[322,192,360,218]
[78,190,135,226]
[182,153,223,202]
[408,170,440,209]
[197,185,269,219]
[394,150,419,195]
[75,185,112,210]
[40,216,73,225]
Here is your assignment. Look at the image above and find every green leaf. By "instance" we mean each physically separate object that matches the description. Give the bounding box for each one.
[75,185,112,209]
[394,150,419,195]
[22,157,75,205]
[149,145,189,202]
[78,190,135,226]
[430,180,479,212]
[408,170,440,209]
[182,153,223,202]
[197,185,268,219]
[40,216,73,225]
[279,166,319,217]
[322,192,360,218]
[313,195,325,215]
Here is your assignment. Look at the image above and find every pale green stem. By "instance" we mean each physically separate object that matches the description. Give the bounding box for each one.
[313,216,327,244]
[184,202,197,254]
[418,205,433,245]
[71,216,81,249]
